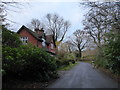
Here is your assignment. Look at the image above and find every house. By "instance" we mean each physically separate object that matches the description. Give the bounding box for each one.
[17,25,56,55]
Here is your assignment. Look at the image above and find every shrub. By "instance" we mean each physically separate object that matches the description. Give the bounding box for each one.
[2,45,58,81]
[66,53,76,60]
[56,52,76,67]
[69,60,75,64]
[103,33,120,74]
[95,32,120,74]
[2,26,22,48]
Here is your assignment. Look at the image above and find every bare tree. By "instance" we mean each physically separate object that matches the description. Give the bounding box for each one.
[30,19,41,29]
[0,2,24,26]
[44,13,71,48]
[65,40,75,53]
[82,2,120,48]
[27,18,45,30]
[0,3,5,25]
[70,29,88,58]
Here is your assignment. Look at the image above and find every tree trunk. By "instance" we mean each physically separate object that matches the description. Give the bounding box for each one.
[68,47,72,53]
[79,50,82,58]
[78,47,82,58]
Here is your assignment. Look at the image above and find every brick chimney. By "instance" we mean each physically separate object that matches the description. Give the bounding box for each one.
[35,28,44,38]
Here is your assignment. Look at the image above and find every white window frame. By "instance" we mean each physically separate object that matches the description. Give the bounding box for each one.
[20,37,28,44]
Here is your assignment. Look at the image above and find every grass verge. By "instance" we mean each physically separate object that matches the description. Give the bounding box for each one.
[81,60,92,63]
[58,62,79,71]
[98,67,120,83]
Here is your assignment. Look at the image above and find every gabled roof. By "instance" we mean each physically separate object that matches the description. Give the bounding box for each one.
[17,25,43,42]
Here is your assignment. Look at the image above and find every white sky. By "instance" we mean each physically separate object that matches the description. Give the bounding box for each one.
[6,2,89,40]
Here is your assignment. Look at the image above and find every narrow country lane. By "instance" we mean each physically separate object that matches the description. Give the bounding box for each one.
[47,62,119,88]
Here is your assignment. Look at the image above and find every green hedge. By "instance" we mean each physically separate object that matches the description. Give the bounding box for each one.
[103,33,120,74]
[2,45,58,81]
[95,33,120,74]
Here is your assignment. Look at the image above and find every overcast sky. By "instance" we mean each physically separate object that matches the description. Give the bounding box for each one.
[6,2,89,40]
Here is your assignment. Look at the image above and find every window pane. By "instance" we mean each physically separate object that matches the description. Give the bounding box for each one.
[20,37,28,44]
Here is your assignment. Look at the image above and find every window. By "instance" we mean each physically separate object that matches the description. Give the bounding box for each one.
[20,37,28,44]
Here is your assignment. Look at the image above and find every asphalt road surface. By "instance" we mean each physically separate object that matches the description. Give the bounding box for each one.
[47,62,119,88]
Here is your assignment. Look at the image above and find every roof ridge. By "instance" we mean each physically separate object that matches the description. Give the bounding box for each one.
[17,25,43,42]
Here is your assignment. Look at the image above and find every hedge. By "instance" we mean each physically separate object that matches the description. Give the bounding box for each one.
[2,45,58,81]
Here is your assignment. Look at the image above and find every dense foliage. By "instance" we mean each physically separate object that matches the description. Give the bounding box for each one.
[56,52,76,67]
[2,26,22,48]
[95,32,120,74]
[104,33,120,74]
[2,45,58,81]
